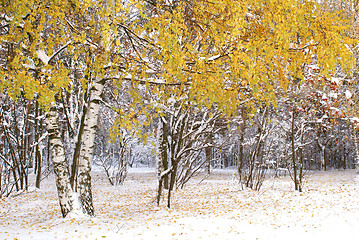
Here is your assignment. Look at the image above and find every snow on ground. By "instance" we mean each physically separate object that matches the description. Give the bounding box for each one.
[1,169,359,240]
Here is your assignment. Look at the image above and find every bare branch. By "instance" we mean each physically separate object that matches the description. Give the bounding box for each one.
[48,41,72,65]
[118,24,160,49]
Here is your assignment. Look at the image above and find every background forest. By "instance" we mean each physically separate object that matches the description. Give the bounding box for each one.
[1,0,359,219]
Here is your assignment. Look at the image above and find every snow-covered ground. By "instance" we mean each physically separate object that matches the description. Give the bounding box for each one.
[1,169,359,240]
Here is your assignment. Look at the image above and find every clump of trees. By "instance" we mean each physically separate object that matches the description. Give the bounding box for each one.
[1,0,359,215]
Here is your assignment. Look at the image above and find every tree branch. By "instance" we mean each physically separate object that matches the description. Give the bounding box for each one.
[118,23,160,49]
[48,41,72,65]
[289,42,319,51]
[103,76,190,86]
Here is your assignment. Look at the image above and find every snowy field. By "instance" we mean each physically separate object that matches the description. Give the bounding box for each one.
[1,169,359,240]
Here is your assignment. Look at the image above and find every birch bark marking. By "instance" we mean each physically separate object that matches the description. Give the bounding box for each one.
[46,106,74,217]
[77,78,105,216]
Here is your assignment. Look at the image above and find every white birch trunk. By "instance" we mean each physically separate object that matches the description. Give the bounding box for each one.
[46,105,74,217]
[77,78,104,216]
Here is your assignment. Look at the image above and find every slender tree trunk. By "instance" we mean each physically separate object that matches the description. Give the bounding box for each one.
[322,145,326,171]
[160,116,169,189]
[46,105,74,218]
[12,104,25,190]
[167,111,187,208]
[205,147,211,175]
[35,98,42,189]
[70,100,87,189]
[22,101,31,191]
[167,162,177,208]
[343,145,347,170]
[157,177,163,206]
[2,123,20,192]
[291,110,298,191]
[77,78,105,216]
[298,147,303,192]
[352,127,359,173]
[12,167,19,192]
[247,131,261,188]
[156,118,165,205]
[237,107,246,181]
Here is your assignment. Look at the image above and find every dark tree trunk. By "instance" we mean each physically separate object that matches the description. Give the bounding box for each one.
[70,99,87,190]
[205,147,211,175]
[237,107,246,181]
[34,98,42,189]
[290,110,300,192]
[160,117,169,189]
[167,162,177,208]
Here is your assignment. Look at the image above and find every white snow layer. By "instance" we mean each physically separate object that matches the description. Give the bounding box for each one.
[345,90,353,99]
[1,169,359,239]
[36,49,50,65]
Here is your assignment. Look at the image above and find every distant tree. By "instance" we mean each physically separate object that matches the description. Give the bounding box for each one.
[141,0,356,190]
[0,93,48,196]
[155,98,228,207]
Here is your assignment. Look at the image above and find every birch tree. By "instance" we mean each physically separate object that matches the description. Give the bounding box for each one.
[1,0,358,213]
[144,0,355,115]
[0,0,146,217]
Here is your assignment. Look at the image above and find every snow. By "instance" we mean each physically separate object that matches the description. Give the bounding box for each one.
[36,49,50,65]
[328,92,337,99]
[208,55,221,61]
[1,170,359,239]
[350,117,359,123]
[330,107,340,114]
[345,90,353,99]
[321,93,328,101]
[330,77,341,85]
[317,114,328,123]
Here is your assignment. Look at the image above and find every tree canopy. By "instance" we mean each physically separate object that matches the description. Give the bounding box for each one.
[139,0,356,115]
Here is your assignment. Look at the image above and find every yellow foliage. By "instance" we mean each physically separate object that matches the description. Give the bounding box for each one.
[142,0,356,115]
[0,0,357,135]
[0,0,130,109]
